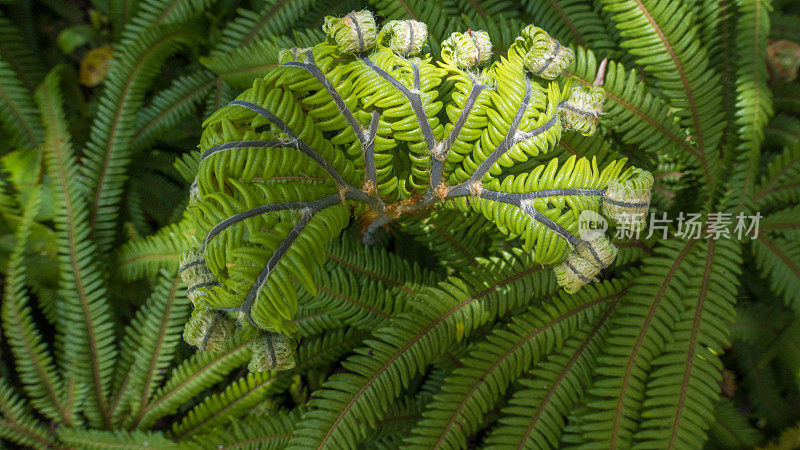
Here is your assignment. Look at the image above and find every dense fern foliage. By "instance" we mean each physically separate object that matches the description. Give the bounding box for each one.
[1,0,799,449]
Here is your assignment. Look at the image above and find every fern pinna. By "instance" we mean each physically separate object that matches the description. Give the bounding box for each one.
[2,0,800,449]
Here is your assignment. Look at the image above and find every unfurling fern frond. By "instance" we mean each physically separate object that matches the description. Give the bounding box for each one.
[178,11,652,374]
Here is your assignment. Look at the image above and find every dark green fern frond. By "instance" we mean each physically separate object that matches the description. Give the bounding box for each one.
[79,25,190,254]
[600,0,724,188]
[407,277,628,449]
[706,399,764,450]
[36,70,118,427]
[110,273,190,425]
[116,216,195,281]
[753,143,800,209]
[0,58,42,151]
[130,70,216,153]
[0,379,55,449]
[751,206,800,310]
[181,407,302,449]
[288,250,557,448]
[1,188,75,425]
[57,428,176,449]
[522,0,618,56]
[212,0,317,54]
[0,12,44,92]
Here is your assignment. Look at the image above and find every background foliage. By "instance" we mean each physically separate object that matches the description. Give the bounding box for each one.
[0,0,799,448]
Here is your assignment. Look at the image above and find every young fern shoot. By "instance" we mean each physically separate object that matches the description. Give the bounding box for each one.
[179,10,654,371]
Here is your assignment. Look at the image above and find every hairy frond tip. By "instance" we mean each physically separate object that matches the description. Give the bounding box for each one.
[521,25,574,80]
[248,333,297,372]
[278,47,313,64]
[179,247,218,304]
[323,10,377,55]
[561,85,605,136]
[554,235,618,293]
[188,179,201,207]
[382,20,428,56]
[183,307,236,352]
[602,168,653,229]
[441,30,492,69]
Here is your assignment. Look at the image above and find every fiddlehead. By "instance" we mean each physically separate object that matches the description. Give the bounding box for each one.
[179,9,653,371]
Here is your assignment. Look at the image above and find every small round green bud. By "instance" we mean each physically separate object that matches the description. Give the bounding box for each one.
[183,307,235,352]
[441,29,492,69]
[248,333,297,372]
[521,26,574,79]
[554,236,617,293]
[560,85,605,136]
[602,168,653,229]
[382,19,428,56]
[575,235,618,270]
[323,10,377,55]
[554,252,601,294]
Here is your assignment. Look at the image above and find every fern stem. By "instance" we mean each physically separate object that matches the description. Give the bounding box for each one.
[202,194,341,250]
[228,100,351,188]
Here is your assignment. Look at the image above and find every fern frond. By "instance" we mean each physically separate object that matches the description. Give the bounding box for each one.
[116,215,195,281]
[484,291,618,449]
[36,69,117,427]
[566,48,693,161]
[1,188,75,425]
[180,407,301,449]
[706,399,763,450]
[407,278,627,449]
[523,0,618,55]
[0,12,44,92]
[751,206,800,310]
[110,273,190,425]
[130,0,214,29]
[566,238,702,448]
[759,420,800,450]
[288,250,557,449]
[753,143,800,209]
[212,0,316,53]
[130,70,216,153]
[0,379,55,449]
[201,36,286,90]
[369,0,463,54]
[170,369,290,439]
[726,0,773,212]
[599,0,724,187]
[133,335,251,429]
[634,238,742,448]
[79,25,190,254]
[0,57,42,150]
[57,428,176,449]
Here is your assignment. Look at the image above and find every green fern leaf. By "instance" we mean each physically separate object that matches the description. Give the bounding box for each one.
[58,428,176,449]
[0,379,55,450]
[36,69,118,427]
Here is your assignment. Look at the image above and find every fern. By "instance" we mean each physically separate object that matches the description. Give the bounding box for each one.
[2,1,800,449]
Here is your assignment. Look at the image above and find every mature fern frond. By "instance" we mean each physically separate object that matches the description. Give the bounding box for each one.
[484,291,619,449]
[57,428,176,449]
[117,215,195,281]
[753,143,800,209]
[0,58,42,151]
[751,206,800,310]
[212,0,316,53]
[181,407,302,449]
[566,238,701,448]
[79,25,190,254]
[566,48,693,161]
[407,278,628,449]
[133,335,251,429]
[110,273,190,425]
[201,36,287,89]
[0,379,55,449]
[1,188,75,425]
[706,399,764,450]
[170,369,290,439]
[600,0,724,187]
[36,70,117,427]
[288,250,557,448]
[633,238,742,448]
[0,12,44,92]
[523,0,618,55]
[130,70,216,153]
